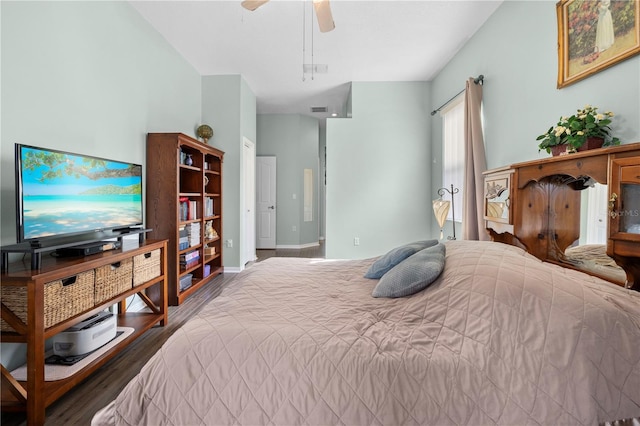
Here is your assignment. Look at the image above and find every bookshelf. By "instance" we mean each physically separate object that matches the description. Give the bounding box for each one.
[146,133,224,305]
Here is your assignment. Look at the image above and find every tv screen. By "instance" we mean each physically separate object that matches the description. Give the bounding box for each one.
[15,144,143,244]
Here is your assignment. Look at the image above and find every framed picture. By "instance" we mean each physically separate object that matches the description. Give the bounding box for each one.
[557,0,640,88]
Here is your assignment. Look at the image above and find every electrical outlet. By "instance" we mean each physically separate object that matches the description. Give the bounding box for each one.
[292,225,297,232]
[354,237,360,246]
[292,193,297,200]
[225,239,233,248]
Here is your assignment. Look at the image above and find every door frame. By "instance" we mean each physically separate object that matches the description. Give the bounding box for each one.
[241,137,256,267]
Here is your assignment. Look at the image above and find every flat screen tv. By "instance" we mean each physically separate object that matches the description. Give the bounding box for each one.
[15,143,143,245]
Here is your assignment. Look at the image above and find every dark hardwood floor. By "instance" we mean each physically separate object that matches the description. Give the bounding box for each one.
[255,242,325,261]
[1,243,324,426]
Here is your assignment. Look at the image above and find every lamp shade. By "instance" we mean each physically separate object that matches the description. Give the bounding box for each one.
[432,199,450,239]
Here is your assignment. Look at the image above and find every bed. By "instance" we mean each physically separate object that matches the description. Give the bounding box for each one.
[92,240,640,425]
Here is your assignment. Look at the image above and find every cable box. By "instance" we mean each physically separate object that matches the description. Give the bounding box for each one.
[55,241,121,257]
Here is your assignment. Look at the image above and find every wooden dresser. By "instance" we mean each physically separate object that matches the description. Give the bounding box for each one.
[484,142,640,289]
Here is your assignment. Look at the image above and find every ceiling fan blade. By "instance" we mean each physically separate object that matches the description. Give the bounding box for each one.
[312,0,335,33]
[241,0,269,11]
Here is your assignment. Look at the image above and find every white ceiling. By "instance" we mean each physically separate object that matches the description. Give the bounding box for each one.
[130,0,503,121]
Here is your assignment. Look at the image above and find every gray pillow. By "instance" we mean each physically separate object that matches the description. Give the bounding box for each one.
[364,239,438,279]
[372,243,446,298]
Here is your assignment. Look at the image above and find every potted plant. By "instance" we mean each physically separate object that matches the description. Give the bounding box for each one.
[537,105,620,156]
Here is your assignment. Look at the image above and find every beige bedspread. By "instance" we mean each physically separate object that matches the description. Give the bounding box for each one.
[93,240,640,425]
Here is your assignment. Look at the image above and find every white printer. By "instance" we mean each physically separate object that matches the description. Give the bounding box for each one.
[52,311,117,356]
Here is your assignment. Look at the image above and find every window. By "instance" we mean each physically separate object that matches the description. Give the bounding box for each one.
[304,168,313,222]
[441,95,465,222]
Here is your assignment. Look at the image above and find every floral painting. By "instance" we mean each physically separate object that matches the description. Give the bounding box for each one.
[557,0,640,88]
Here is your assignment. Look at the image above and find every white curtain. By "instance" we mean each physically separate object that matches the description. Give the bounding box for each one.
[442,96,465,223]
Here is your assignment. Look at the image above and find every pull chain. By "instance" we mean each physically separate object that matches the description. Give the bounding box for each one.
[302,1,306,81]
[311,1,315,81]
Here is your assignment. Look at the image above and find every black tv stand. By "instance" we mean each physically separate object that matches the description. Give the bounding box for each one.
[1,228,151,272]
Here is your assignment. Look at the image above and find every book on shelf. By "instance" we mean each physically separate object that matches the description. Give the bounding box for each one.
[189,200,197,220]
[178,225,189,249]
[205,197,214,217]
[179,237,189,251]
[180,250,200,270]
[180,250,199,262]
[178,198,188,222]
[184,222,201,247]
[180,259,200,270]
[178,198,198,221]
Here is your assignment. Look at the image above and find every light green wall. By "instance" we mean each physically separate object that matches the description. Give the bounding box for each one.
[0,0,201,370]
[1,1,202,247]
[201,75,257,270]
[326,82,431,259]
[256,114,320,247]
[430,0,640,201]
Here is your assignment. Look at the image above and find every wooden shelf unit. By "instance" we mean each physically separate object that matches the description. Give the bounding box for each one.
[146,133,224,305]
[484,142,640,289]
[0,239,168,426]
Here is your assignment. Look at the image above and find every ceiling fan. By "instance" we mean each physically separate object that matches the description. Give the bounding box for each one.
[241,0,336,33]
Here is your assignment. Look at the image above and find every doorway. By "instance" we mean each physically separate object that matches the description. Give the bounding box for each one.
[584,182,608,244]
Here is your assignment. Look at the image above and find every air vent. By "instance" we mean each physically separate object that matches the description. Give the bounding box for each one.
[310,106,328,113]
[303,64,328,74]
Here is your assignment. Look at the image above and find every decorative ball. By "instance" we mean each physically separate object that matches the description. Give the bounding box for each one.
[196,124,214,143]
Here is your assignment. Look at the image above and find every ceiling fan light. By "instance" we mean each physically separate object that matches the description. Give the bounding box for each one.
[242,0,335,33]
[312,0,335,33]
[241,0,269,11]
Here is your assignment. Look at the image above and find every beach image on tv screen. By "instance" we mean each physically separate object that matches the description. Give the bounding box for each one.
[20,147,142,240]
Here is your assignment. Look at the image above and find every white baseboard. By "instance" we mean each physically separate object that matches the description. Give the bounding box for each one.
[223,267,242,273]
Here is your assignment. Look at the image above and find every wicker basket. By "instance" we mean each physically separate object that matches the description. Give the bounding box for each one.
[0,270,95,331]
[94,258,133,304]
[132,249,161,287]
